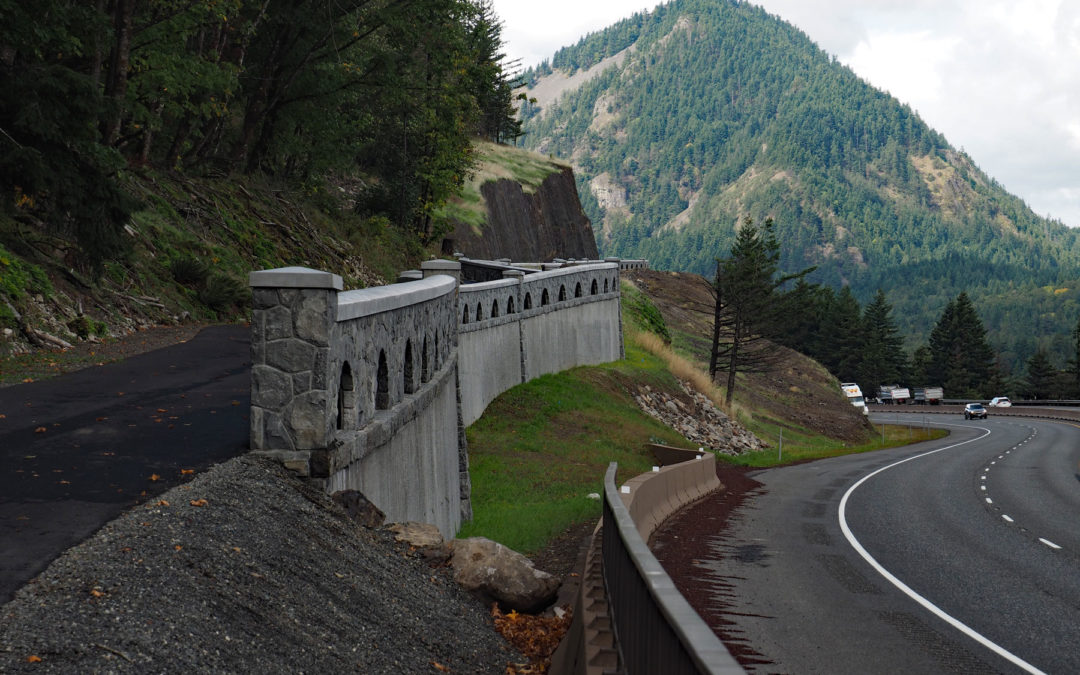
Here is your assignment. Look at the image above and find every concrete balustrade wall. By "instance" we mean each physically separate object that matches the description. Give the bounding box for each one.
[250,259,627,538]
[457,262,624,426]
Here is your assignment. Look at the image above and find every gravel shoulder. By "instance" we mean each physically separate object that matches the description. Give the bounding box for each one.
[0,454,520,673]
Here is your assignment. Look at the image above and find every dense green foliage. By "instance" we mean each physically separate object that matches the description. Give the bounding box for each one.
[0,0,521,278]
[520,0,1080,375]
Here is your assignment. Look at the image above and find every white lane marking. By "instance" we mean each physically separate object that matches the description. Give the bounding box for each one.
[1002,515,1014,523]
[981,485,987,491]
[839,424,1048,675]
[986,498,993,504]
[1039,538,1062,550]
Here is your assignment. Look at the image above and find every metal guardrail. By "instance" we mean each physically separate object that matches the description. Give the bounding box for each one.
[602,463,743,675]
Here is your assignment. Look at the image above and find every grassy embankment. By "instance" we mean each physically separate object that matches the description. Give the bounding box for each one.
[460,283,947,553]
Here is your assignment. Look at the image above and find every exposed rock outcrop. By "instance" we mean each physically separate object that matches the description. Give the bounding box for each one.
[445,166,598,262]
[633,379,765,455]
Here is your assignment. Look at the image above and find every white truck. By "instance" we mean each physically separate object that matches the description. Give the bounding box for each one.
[878,385,911,405]
[841,382,869,415]
[913,386,944,405]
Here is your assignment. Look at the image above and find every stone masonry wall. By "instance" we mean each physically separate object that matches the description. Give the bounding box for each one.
[250,259,630,537]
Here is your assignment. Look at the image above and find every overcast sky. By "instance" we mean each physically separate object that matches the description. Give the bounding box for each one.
[491,0,1080,228]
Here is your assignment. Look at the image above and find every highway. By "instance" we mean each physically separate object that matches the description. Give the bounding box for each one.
[675,415,1080,673]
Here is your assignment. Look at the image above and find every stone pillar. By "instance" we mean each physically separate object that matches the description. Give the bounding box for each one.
[421,259,462,283]
[248,267,341,477]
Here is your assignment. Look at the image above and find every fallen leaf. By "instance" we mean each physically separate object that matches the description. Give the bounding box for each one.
[189,498,208,507]
[0,413,6,419]
[27,655,42,663]
[432,662,450,672]
[96,416,108,422]
[90,588,104,598]
[149,473,160,481]
[156,408,167,413]
[59,480,71,485]
[174,545,183,551]
[181,469,194,475]
[231,400,240,406]
[22,378,33,383]
[117,392,124,396]
[34,426,46,434]
[157,500,170,507]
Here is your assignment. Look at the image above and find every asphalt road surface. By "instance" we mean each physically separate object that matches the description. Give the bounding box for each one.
[681,415,1080,674]
[0,325,251,603]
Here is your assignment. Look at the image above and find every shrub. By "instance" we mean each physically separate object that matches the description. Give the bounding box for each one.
[199,273,249,312]
[170,256,210,286]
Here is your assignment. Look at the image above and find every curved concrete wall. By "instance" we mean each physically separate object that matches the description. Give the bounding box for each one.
[457,263,623,426]
[250,260,628,537]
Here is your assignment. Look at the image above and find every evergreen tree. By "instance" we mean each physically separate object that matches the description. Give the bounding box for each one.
[910,345,933,386]
[709,217,810,404]
[1023,350,1057,400]
[814,286,863,383]
[928,292,995,398]
[1066,316,1080,398]
[858,289,907,392]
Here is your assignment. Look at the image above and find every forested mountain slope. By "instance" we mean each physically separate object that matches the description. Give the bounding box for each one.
[520,0,1080,371]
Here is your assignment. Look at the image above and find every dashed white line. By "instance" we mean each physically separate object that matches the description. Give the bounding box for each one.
[1002,515,1014,523]
[1039,538,1062,550]
[985,498,993,504]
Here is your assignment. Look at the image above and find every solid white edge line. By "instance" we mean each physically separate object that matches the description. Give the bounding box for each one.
[1039,538,1062,550]
[840,422,1048,675]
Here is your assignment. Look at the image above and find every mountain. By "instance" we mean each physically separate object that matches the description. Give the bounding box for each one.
[518,0,1080,373]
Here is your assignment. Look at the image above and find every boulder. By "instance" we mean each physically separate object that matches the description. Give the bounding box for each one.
[389,522,451,566]
[450,537,560,613]
[330,490,385,528]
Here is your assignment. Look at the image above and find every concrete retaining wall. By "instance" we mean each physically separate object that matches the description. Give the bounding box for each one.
[250,260,627,538]
[457,262,623,426]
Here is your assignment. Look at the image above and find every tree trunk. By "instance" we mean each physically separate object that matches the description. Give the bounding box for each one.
[101,0,135,146]
[709,284,722,381]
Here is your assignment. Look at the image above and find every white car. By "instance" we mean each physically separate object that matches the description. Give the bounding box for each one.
[988,397,1012,407]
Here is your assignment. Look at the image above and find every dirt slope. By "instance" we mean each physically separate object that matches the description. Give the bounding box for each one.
[625,269,871,444]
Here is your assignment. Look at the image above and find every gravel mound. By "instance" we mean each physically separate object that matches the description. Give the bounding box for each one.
[0,455,519,673]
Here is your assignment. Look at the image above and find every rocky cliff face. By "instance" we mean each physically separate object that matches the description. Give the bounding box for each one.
[444,166,598,262]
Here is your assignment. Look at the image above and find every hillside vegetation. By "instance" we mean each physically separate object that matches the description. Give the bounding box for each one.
[520,0,1080,373]
[0,0,524,354]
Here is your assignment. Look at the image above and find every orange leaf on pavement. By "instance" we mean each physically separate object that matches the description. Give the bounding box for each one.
[34,427,46,433]
[27,655,42,663]
[149,474,160,481]
[190,498,208,507]
[181,469,194,475]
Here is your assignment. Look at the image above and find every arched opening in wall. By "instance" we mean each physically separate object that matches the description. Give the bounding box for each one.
[524,293,532,309]
[404,339,415,394]
[603,278,609,293]
[575,282,582,298]
[462,305,469,324]
[507,295,515,314]
[491,299,499,318]
[475,303,483,321]
[541,289,550,306]
[336,362,355,430]
[376,350,389,410]
[591,279,598,295]
[612,276,618,290]
[558,285,566,301]
[422,335,430,383]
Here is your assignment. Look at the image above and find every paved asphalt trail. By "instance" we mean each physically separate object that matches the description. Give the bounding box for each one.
[0,325,250,603]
